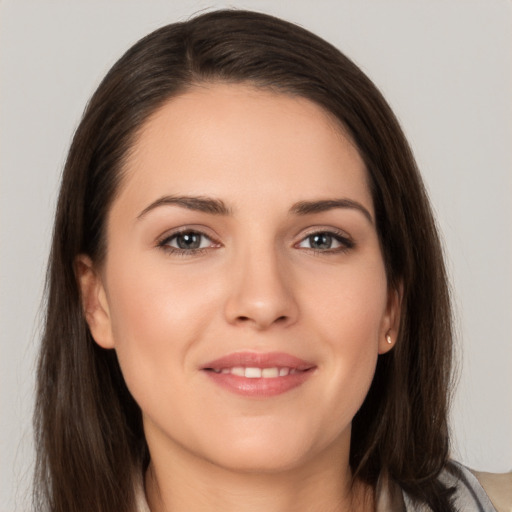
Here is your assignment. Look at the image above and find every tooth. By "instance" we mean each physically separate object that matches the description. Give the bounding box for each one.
[262,367,279,378]
[231,367,245,377]
[221,368,230,374]
[245,367,262,378]
[289,368,297,375]
[279,367,290,376]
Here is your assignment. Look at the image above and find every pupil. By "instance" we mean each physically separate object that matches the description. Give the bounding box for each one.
[177,232,200,249]
[310,233,331,249]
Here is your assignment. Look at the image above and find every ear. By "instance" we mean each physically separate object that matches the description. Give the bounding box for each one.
[75,255,115,349]
[378,282,403,355]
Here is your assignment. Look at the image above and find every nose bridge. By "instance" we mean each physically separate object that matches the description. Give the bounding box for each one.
[224,238,298,329]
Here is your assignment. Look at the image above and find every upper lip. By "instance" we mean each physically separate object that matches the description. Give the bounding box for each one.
[202,351,315,371]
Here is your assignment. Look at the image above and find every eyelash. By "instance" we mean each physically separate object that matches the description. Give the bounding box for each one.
[295,230,354,254]
[157,228,354,256]
[157,229,219,256]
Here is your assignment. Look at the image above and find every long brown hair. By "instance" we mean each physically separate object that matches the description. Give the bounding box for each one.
[34,10,455,511]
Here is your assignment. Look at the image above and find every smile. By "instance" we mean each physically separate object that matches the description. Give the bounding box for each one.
[202,352,316,397]
[208,366,302,378]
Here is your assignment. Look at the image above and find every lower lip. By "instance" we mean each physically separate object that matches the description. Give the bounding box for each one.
[203,369,314,397]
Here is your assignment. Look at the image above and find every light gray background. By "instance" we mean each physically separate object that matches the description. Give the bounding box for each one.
[1,1,511,510]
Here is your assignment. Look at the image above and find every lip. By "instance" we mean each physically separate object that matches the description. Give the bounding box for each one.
[202,351,316,398]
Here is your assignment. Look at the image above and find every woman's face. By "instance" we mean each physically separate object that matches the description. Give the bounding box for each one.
[81,83,399,474]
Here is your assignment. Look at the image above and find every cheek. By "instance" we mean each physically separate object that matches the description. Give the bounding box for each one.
[107,251,218,340]
[103,254,222,399]
[304,262,387,406]
[306,259,388,344]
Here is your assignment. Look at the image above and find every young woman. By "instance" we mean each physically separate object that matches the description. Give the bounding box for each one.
[34,9,506,512]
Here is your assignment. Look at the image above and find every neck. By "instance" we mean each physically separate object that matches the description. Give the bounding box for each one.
[144,437,373,512]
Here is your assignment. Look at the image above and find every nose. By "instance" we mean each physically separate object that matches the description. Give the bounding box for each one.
[223,248,299,330]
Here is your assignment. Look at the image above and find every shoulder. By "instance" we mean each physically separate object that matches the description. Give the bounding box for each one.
[469,467,512,512]
[378,461,511,512]
[436,461,511,512]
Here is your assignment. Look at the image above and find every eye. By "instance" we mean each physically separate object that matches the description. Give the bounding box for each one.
[297,231,353,252]
[158,230,217,254]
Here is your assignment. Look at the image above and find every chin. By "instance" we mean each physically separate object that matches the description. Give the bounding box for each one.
[197,421,344,475]
[206,443,310,474]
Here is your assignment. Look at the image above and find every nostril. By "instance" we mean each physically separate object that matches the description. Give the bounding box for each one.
[235,314,288,326]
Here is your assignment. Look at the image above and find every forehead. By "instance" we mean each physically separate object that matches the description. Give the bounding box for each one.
[117,83,372,216]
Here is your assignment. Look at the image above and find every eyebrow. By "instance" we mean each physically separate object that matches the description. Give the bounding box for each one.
[290,199,373,224]
[137,195,231,219]
[137,195,373,224]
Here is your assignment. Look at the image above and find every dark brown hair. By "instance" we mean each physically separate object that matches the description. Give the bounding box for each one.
[35,9,455,512]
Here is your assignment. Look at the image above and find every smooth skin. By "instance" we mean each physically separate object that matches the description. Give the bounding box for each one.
[78,83,401,512]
